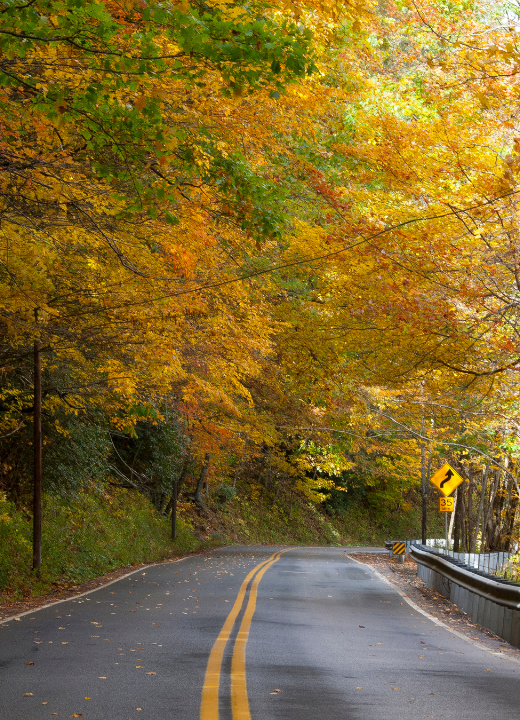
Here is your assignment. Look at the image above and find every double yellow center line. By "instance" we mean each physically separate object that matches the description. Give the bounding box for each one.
[200,549,290,720]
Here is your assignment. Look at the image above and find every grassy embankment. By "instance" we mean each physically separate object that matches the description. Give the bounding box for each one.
[0,485,440,604]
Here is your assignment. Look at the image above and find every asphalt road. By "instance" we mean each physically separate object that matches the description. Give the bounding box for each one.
[1,546,519,720]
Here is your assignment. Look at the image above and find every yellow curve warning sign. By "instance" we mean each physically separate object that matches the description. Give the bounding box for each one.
[430,463,464,497]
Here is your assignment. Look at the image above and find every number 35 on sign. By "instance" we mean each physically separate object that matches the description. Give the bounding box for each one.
[439,497,454,512]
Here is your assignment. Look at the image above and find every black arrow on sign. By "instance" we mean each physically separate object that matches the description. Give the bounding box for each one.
[440,469,454,489]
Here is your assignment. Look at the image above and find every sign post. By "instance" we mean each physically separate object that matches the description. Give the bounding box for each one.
[430,463,464,552]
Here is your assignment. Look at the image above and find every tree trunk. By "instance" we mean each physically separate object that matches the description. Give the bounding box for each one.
[453,487,461,552]
[460,483,467,552]
[270,479,281,508]
[195,453,211,509]
[483,468,500,551]
[165,456,191,516]
[491,479,506,550]
[467,468,474,553]
[503,482,519,552]
[470,463,488,553]
[497,472,516,551]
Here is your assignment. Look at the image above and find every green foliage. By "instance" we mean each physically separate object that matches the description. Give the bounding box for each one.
[0,487,204,602]
[109,417,187,507]
[214,483,238,507]
[44,418,112,497]
[0,410,112,503]
[212,478,438,546]
[0,0,316,189]
[321,471,368,515]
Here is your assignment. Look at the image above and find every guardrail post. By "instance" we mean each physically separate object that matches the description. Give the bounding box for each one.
[503,609,514,644]
[512,611,520,647]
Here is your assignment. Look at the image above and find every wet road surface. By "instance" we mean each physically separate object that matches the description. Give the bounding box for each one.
[1,546,519,720]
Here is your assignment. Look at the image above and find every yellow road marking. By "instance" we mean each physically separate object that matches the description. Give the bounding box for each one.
[200,551,282,720]
[231,549,291,720]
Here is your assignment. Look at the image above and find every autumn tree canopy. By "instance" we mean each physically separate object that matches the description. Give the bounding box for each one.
[1,0,520,550]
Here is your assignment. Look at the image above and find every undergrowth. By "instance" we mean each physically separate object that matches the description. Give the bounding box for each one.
[0,488,209,603]
[0,483,443,604]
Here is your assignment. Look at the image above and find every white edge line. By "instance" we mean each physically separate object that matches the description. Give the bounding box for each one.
[0,554,195,626]
[346,554,520,664]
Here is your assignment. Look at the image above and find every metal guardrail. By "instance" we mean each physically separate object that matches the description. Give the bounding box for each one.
[410,543,520,610]
[385,540,513,576]
[442,551,512,574]
[409,542,520,648]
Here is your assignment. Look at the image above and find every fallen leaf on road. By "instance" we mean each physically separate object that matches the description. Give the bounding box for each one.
[61,642,69,645]
[85,697,91,700]
[391,687,400,690]
[23,693,33,696]
[26,662,35,665]
[42,702,48,705]
[356,687,363,690]
[70,714,83,717]
[136,665,144,668]
[359,626,365,628]
[98,676,107,679]
[145,672,156,675]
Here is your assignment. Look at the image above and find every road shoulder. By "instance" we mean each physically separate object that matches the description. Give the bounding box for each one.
[350,551,520,660]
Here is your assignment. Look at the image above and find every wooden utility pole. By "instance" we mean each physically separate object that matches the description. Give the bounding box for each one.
[420,415,427,544]
[171,477,177,541]
[33,331,42,574]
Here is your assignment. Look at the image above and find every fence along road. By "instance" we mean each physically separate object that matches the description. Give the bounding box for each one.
[1,546,520,720]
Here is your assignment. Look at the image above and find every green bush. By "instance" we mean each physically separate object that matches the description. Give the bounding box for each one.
[0,488,203,602]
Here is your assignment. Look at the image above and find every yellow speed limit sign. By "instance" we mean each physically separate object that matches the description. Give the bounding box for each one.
[439,496,455,512]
